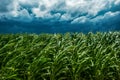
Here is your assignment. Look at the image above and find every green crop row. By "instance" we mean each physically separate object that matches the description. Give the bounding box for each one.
[0,32,120,80]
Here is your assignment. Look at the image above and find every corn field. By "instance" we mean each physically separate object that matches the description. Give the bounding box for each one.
[0,32,120,80]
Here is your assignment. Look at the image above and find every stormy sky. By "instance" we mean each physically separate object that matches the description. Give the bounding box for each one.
[0,0,120,33]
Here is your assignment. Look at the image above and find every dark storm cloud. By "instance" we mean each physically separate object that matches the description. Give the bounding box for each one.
[0,0,13,12]
[0,0,120,33]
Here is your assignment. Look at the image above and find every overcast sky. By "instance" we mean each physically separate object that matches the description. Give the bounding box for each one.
[0,0,120,33]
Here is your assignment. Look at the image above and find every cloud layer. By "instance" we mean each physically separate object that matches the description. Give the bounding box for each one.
[0,0,120,33]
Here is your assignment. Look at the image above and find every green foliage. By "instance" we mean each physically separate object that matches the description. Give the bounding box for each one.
[0,32,120,80]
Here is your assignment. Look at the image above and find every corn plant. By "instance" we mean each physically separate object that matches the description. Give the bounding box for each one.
[0,32,120,80]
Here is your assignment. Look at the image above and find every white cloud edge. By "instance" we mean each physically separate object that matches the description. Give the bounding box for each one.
[0,0,120,23]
